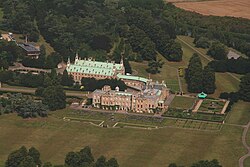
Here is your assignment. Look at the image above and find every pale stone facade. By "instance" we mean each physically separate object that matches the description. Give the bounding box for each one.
[92,82,169,113]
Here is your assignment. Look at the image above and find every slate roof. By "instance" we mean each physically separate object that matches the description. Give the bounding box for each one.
[18,43,40,52]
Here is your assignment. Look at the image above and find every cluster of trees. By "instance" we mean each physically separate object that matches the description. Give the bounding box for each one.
[239,73,250,102]
[168,159,222,167]
[0,40,25,70]
[6,146,42,167]
[125,8,182,61]
[5,146,119,167]
[208,58,250,74]
[146,59,164,74]
[81,78,127,92]
[0,69,67,111]
[1,0,40,42]
[34,70,67,111]
[207,41,228,60]
[185,54,216,94]
[194,37,210,49]
[1,0,182,67]
[64,146,119,167]
[0,93,48,118]
[0,70,68,113]
[0,69,74,89]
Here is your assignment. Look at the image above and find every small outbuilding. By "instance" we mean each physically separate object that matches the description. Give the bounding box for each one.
[198,92,207,99]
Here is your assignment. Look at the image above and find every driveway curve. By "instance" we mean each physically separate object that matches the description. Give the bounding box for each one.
[239,121,250,167]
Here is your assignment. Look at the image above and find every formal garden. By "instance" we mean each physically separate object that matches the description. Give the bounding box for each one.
[163,95,228,122]
[198,99,226,114]
[53,109,222,131]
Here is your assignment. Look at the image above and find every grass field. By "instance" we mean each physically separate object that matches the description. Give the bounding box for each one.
[0,112,245,167]
[169,96,196,109]
[172,0,250,20]
[245,157,250,167]
[226,101,250,125]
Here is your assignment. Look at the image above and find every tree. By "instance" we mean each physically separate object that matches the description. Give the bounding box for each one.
[207,41,228,60]
[168,42,183,62]
[65,146,94,167]
[146,59,164,74]
[107,158,119,167]
[7,93,48,118]
[19,156,36,167]
[191,159,222,167]
[28,147,42,167]
[202,66,216,94]
[61,70,74,87]
[0,71,13,82]
[95,156,107,167]
[42,86,66,111]
[90,35,112,52]
[168,164,178,167]
[5,146,28,167]
[79,146,94,164]
[186,53,203,93]
[239,73,250,102]
[195,37,210,49]
[65,152,81,167]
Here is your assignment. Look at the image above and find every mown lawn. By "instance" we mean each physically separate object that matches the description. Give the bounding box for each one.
[170,96,196,109]
[226,101,250,125]
[0,113,245,167]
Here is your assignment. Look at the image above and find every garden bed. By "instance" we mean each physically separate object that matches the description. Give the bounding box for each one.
[163,108,226,122]
[198,99,226,114]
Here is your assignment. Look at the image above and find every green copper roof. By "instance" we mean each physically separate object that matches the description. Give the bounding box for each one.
[67,59,123,76]
[198,92,207,99]
[117,74,149,83]
[67,65,114,76]
[75,59,123,70]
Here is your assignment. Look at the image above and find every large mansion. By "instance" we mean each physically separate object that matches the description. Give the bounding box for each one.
[66,54,125,82]
[92,81,169,113]
[67,54,151,90]
[67,54,170,113]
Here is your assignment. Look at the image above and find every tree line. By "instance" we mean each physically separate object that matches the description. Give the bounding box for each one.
[5,146,119,167]
[185,53,216,94]
[168,159,222,167]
